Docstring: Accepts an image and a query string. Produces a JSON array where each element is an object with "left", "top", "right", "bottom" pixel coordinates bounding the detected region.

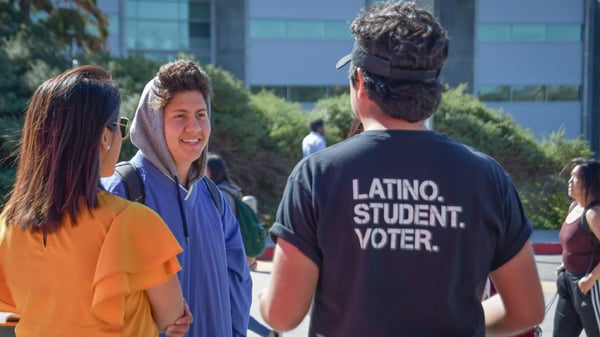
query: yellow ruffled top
[{"left": 0, "top": 191, "right": 182, "bottom": 337}]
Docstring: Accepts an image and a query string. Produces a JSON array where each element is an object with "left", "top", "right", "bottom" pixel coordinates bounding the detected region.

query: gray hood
[{"left": 130, "top": 78, "right": 207, "bottom": 186}]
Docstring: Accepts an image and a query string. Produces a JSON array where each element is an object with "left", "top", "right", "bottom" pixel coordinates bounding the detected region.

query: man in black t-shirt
[{"left": 258, "top": 2, "right": 545, "bottom": 337}]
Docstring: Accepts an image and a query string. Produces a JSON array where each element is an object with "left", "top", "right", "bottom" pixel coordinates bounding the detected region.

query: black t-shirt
[{"left": 270, "top": 130, "right": 532, "bottom": 337}]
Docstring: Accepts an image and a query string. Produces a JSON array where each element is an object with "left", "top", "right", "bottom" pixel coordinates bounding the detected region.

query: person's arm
[
  {"left": 163, "top": 301, "right": 193, "bottom": 337},
  {"left": 145, "top": 275, "right": 185, "bottom": 332},
  {"left": 259, "top": 238, "right": 319, "bottom": 331},
  {"left": 578, "top": 207, "right": 600, "bottom": 294},
  {"left": 483, "top": 241, "right": 545, "bottom": 336}
]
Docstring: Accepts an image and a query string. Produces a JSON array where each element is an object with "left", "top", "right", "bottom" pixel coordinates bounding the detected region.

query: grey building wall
[
  {"left": 215, "top": 0, "right": 247, "bottom": 82},
  {"left": 474, "top": 0, "right": 583, "bottom": 138},
  {"left": 246, "top": 0, "right": 452, "bottom": 87},
  {"left": 247, "top": 0, "right": 364, "bottom": 87},
  {"left": 433, "top": 0, "right": 475, "bottom": 91}
]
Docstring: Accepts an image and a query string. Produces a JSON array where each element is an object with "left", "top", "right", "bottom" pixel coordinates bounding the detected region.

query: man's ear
[{"left": 355, "top": 68, "right": 367, "bottom": 98}]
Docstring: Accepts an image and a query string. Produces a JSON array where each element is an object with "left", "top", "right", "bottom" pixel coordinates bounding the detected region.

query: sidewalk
[{"left": 531, "top": 230, "right": 561, "bottom": 255}]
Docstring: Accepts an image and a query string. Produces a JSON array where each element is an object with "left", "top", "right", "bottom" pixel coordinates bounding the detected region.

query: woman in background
[
  {"left": 0, "top": 65, "right": 190, "bottom": 337},
  {"left": 554, "top": 157, "right": 600, "bottom": 337}
]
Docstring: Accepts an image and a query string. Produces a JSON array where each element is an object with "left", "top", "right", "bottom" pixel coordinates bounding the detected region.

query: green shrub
[
  {"left": 311, "top": 93, "right": 353, "bottom": 143},
  {"left": 434, "top": 85, "right": 591, "bottom": 229}
]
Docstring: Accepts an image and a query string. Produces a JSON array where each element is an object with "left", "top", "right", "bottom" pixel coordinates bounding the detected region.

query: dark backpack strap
[
  {"left": 581, "top": 200, "right": 600, "bottom": 245},
  {"left": 203, "top": 177, "right": 223, "bottom": 214},
  {"left": 114, "top": 161, "right": 145, "bottom": 203},
  {"left": 580, "top": 200, "right": 600, "bottom": 273}
]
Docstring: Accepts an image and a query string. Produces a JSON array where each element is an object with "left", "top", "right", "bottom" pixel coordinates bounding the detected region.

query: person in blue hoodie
[{"left": 102, "top": 59, "right": 252, "bottom": 337}]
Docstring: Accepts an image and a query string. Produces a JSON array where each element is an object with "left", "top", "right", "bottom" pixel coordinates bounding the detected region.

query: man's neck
[
  {"left": 355, "top": 99, "right": 429, "bottom": 131},
  {"left": 362, "top": 117, "right": 428, "bottom": 131}
]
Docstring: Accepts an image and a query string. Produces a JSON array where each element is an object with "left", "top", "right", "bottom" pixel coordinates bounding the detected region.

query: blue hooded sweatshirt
[{"left": 102, "top": 78, "right": 252, "bottom": 337}]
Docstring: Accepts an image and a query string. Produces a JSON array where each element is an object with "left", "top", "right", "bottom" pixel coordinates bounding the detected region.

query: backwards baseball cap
[{"left": 336, "top": 41, "right": 440, "bottom": 82}]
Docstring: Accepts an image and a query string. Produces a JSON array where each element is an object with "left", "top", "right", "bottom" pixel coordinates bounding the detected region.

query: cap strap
[{"left": 338, "top": 41, "right": 440, "bottom": 82}]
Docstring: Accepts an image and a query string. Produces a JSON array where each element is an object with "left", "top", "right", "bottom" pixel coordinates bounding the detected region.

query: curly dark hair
[
  {"left": 153, "top": 59, "right": 213, "bottom": 113},
  {"left": 348, "top": 1, "right": 449, "bottom": 122}
]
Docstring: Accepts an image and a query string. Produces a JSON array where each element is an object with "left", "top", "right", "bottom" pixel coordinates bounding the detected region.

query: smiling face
[{"left": 163, "top": 90, "right": 210, "bottom": 181}]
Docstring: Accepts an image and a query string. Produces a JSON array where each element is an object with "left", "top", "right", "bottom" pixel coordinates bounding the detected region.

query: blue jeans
[{"left": 248, "top": 315, "right": 272, "bottom": 337}]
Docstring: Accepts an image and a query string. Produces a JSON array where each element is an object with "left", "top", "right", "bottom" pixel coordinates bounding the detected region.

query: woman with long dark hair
[
  {"left": 554, "top": 157, "right": 600, "bottom": 337},
  {"left": 0, "top": 65, "right": 189, "bottom": 336},
  {"left": 554, "top": 158, "right": 600, "bottom": 337}
]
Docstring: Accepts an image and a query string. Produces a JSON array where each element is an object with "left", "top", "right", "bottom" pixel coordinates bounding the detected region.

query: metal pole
[{"left": 582, "top": 0, "right": 600, "bottom": 157}]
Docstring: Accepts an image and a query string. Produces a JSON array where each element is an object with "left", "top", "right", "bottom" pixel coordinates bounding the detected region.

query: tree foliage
[
  {"left": 13, "top": 0, "right": 109, "bottom": 53},
  {"left": 311, "top": 93, "right": 354, "bottom": 142}
]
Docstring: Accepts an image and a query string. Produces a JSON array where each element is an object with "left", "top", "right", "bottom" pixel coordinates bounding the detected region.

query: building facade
[
  {"left": 435, "top": 0, "right": 599, "bottom": 152},
  {"left": 98, "top": 0, "right": 599, "bottom": 151}
]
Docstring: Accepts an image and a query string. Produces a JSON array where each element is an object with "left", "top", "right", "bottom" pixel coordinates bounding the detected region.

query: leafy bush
[
  {"left": 250, "top": 90, "right": 308, "bottom": 158},
  {"left": 0, "top": 116, "right": 22, "bottom": 206},
  {"left": 311, "top": 93, "right": 353, "bottom": 143},
  {"left": 434, "top": 85, "right": 592, "bottom": 229}
]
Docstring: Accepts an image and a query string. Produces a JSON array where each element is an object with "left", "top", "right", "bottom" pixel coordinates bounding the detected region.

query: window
[
  {"left": 288, "top": 21, "right": 325, "bottom": 39},
  {"left": 511, "top": 85, "right": 545, "bottom": 102},
  {"left": 124, "top": 0, "right": 212, "bottom": 57},
  {"left": 512, "top": 24, "right": 545, "bottom": 41},
  {"left": 129, "top": 2, "right": 182, "bottom": 19},
  {"left": 325, "top": 21, "right": 351, "bottom": 40},
  {"left": 189, "top": 22, "right": 210, "bottom": 38},
  {"left": 547, "top": 24, "right": 581, "bottom": 42},
  {"left": 478, "top": 23, "right": 581, "bottom": 42},
  {"left": 126, "top": 20, "right": 182, "bottom": 49},
  {"left": 250, "top": 19, "right": 351, "bottom": 40},
  {"left": 547, "top": 85, "right": 580, "bottom": 101},
  {"left": 478, "top": 85, "right": 510, "bottom": 102},
  {"left": 478, "top": 84, "right": 580, "bottom": 102},
  {"left": 107, "top": 14, "right": 120, "bottom": 35},
  {"left": 290, "top": 86, "right": 327, "bottom": 102},
  {"left": 478, "top": 24, "right": 510, "bottom": 42},
  {"left": 250, "top": 19, "right": 286, "bottom": 39},
  {"left": 251, "top": 85, "right": 349, "bottom": 102},
  {"left": 189, "top": 3, "right": 210, "bottom": 20}
]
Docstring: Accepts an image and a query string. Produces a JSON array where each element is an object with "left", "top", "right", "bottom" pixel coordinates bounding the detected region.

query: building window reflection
[
  {"left": 250, "top": 85, "right": 350, "bottom": 103},
  {"left": 478, "top": 84, "right": 580, "bottom": 102},
  {"left": 124, "top": 0, "right": 211, "bottom": 57}
]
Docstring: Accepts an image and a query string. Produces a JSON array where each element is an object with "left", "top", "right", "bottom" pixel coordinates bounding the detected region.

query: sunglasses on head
[{"left": 107, "top": 116, "right": 129, "bottom": 140}]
